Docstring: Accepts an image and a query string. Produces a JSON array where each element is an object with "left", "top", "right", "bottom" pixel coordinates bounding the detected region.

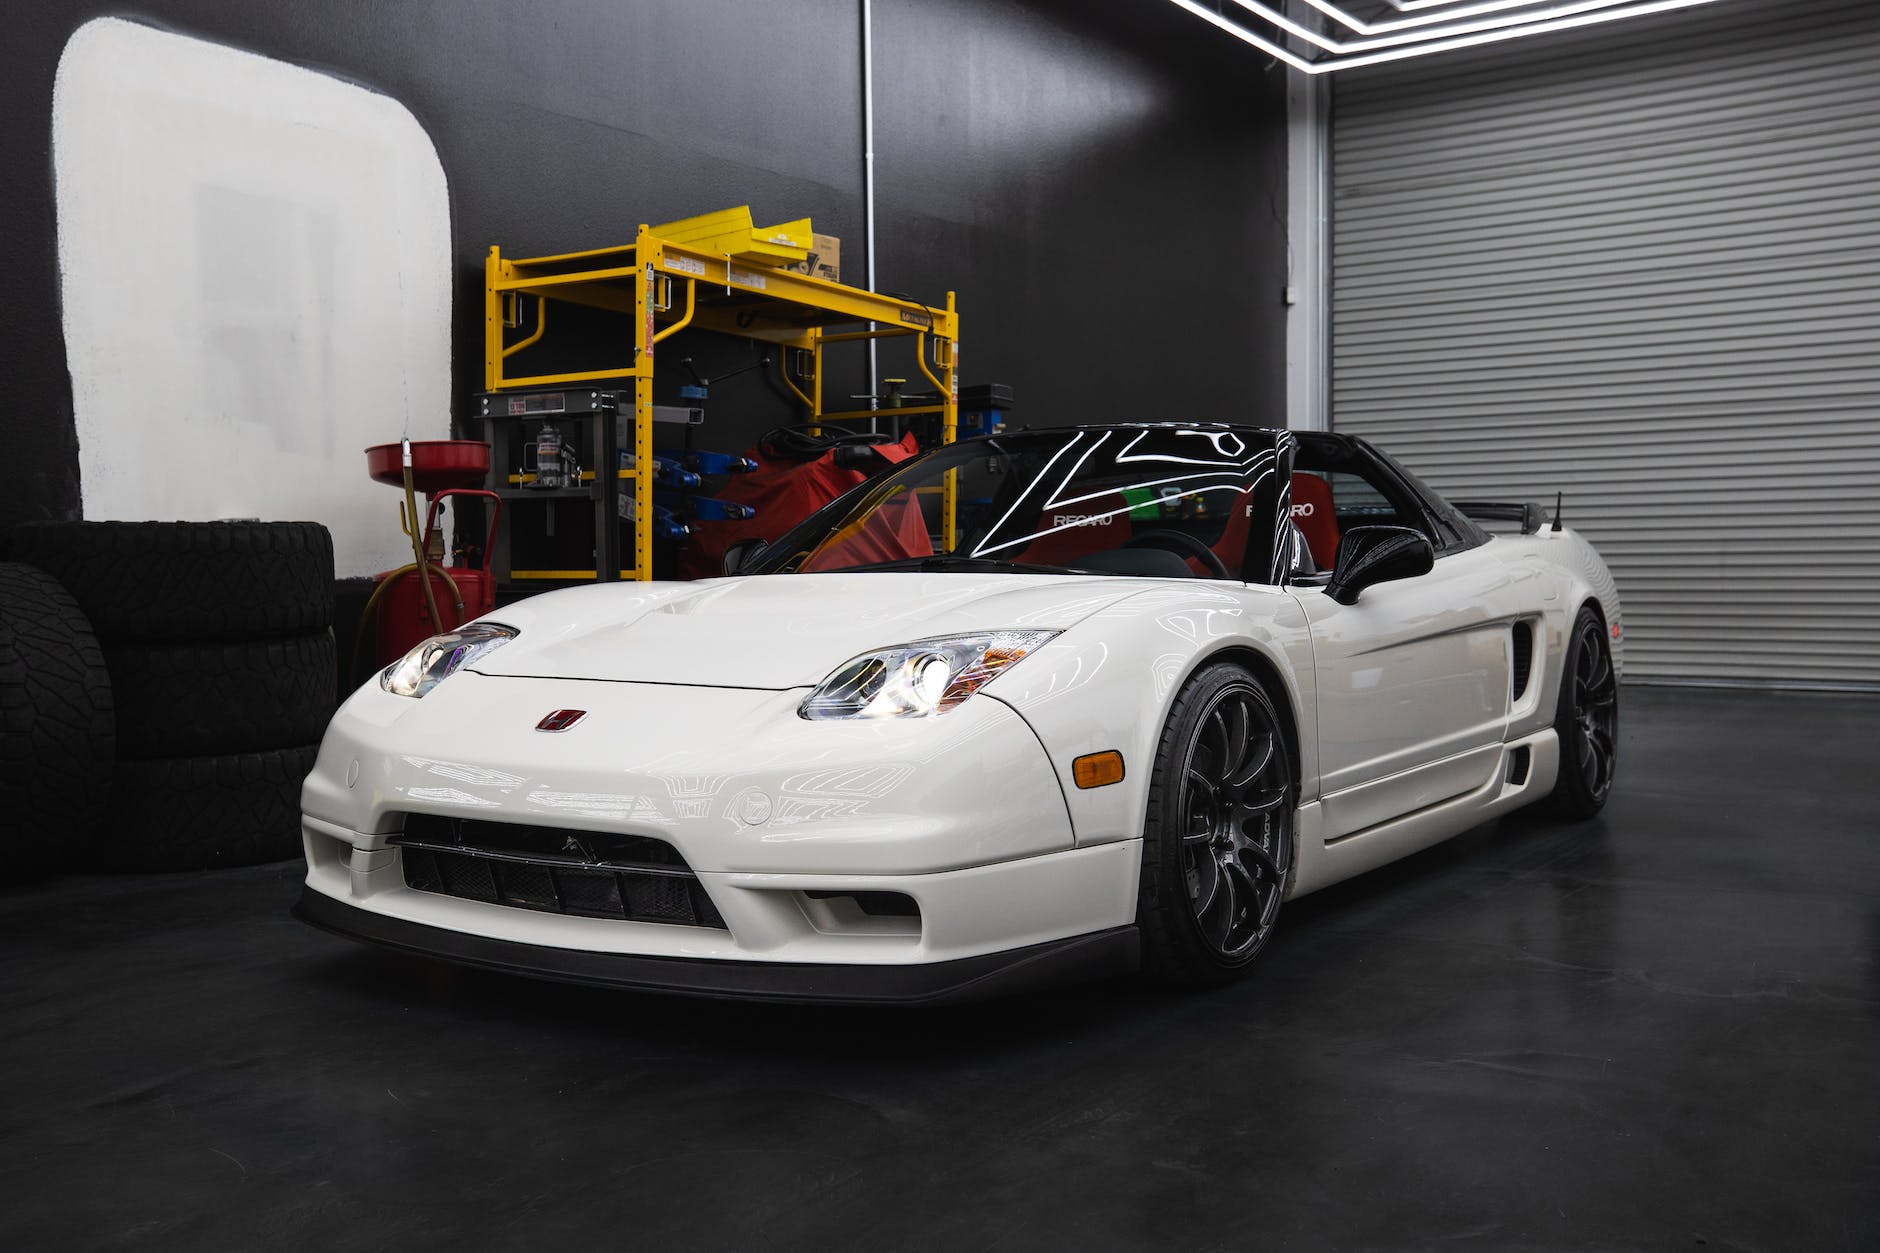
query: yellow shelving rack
[{"left": 482, "top": 212, "right": 959, "bottom": 583}]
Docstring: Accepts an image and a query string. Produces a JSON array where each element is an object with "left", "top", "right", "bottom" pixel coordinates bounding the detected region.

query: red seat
[
  {"left": 1017, "top": 494, "right": 1132, "bottom": 566},
  {"left": 1189, "top": 486, "right": 1255, "bottom": 578},
  {"left": 1290, "top": 473, "right": 1340, "bottom": 569}
]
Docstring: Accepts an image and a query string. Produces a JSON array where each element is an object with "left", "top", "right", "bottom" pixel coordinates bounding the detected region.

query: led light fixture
[
  {"left": 1283, "top": 0, "right": 1657, "bottom": 46},
  {"left": 1164, "top": 0, "right": 1732, "bottom": 74}
]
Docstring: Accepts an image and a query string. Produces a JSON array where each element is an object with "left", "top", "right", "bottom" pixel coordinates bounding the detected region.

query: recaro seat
[
  {"left": 1289, "top": 472, "right": 1340, "bottom": 570},
  {"left": 1016, "top": 493, "right": 1133, "bottom": 566}
]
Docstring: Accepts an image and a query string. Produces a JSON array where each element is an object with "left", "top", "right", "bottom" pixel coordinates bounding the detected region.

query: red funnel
[{"left": 365, "top": 440, "right": 491, "bottom": 494}]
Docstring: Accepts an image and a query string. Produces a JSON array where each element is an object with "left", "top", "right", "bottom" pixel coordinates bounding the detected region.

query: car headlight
[
  {"left": 799, "top": 630, "right": 1059, "bottom": 720},
  {"left": 380, "top": 622, "right": 519, "bottom": 698}
]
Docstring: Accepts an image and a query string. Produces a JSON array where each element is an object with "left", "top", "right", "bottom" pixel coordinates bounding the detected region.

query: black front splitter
[{"left": 293, "top": 887, "right": 1139, "bottom": 1006}]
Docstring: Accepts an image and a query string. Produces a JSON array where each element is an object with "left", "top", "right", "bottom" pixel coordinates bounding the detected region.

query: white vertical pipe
[
  {"left": 1284, "top": 67, "right": 1330, "bottom": 431},
  {"left": 862, "top": 0, "right": 880, "bottom": 422}
]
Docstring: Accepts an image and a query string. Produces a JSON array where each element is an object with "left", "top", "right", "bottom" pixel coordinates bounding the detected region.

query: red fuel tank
[
  {"left": 368, "top": 487, "right": 502, "bottom": 668},
  {"left": 373, "top": 564, "right": 497, "bottom": 666}
]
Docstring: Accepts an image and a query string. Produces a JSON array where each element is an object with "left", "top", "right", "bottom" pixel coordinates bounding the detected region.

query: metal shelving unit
[{"left": 482, "top": 216, "right": 960, "bottom": 584}]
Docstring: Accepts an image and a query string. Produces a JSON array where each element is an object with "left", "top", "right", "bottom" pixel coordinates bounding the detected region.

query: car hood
[{"left": 468, "top": 572, "right": 1147, "bottom": 688}]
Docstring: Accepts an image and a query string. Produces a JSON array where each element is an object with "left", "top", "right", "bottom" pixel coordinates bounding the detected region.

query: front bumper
[
  {"left": 301, "top": 826, "right": 1141, "bottom": 970},
  {"left": 299, "top": 673, "right": 1143, "bottom": 996},
  {"left": 295, "top": 887, "right": 1139, "bottom": 1005}
]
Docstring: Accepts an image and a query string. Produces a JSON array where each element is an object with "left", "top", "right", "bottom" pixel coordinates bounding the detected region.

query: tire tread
[
  {"left": 0, "top": 563, "right": 115, "bottom": 873},
  {"left": 6, "top": 521, "right": 334, "bottom": 643},
  {"left": 107, "top": 632, "right": 337, "bottom": 758},
  {"left": 96, "top": 744, "right": 318, "bottom": 872}
]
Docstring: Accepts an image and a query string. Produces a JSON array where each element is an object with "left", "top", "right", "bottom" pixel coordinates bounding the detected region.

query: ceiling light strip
[
  {"left": 1298, "top": 0, "right": 1629, "bottom": 37},
  {"left": 1318, "top": 0, "right": 1731, "bottom": 71},
  {"left": 1165, "top": 0, "right": 1731, "bottom": 73},
  {"left": 1237, "top": 0, "right": 1651, "bottom": 54},
  {"left": 1163, "top": 0, "right": 1321, "bottom": 72}
]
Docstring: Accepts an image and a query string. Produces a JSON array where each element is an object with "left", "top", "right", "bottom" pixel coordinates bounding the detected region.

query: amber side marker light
[{"left": 1073, "top": 751, "right": 1125, "bottom": 789}]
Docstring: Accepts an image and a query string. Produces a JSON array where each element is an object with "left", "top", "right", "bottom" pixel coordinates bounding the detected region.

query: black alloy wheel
[
  {"left": 1548, "top": 606, "right": 1619, "bottom": 819},
  {"left": 1139, "top": 663, "right": 1296, "bottom": 985}
]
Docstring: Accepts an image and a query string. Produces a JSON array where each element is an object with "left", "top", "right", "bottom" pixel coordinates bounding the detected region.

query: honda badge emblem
[{"left": 536, "top": 709, "right": 587, "bottom": 732}]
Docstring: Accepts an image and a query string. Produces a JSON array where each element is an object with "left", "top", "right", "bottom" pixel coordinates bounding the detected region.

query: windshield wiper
[{"left": 833, "top": 555, "right": 1084, "bottom": 575}]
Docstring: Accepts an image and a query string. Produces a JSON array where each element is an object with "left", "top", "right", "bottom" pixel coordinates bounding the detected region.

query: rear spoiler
[{"left": 1452, "top": 500, "right": 1551, "bottom": 535}]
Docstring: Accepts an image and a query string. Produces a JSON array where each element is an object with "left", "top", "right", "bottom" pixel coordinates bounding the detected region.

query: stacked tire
[
  {"left": 0, "top": 563, "right": 115, "bottom": 877},
  {"left": 7, "top": 522, "right": 336, "bottom": 872}
]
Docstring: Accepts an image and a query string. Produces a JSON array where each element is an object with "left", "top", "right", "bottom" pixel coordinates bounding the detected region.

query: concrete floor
[{"left": 1, "top": 688, "right": 1874, "bottom": 1251}]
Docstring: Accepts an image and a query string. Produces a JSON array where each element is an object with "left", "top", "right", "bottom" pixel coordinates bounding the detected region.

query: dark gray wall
[{"left": 0, "top": 0, "right": 1288, "bottom": 527}]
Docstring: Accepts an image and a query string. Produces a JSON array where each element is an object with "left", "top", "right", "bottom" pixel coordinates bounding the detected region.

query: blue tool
[
  {"left": 653, "top": 457, "right": 701, "bottom": 489},
  {"left": 660, "top": 448, "right": 759, "bottom": 476},
  {"left": 617, "top": 449, "right": 705, "bottom": 489},
  {"left": 658, "top": 492, "right": 756, "bottom": 522},
  {"left": 650, "top": 505, "right": 689, "bottom": 541}
]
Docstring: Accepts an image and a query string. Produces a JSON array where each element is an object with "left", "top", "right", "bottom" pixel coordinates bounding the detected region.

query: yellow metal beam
[
  {"left": 508, "top": 284, "right": 639, "bottom": 317},
  {"left": 496, "top": 366, "right": 640, "bottom": 388},
  {"left": 776, "top": 353, "right": 816, "bottom": 415},
  {"left": 631, "top": 231, "right": 656, "bottom": 582},
  {"left": 492, "top": 263, "right": 641, "bottom": 291},
  {"left": 508, "top": 242, "right": 639, "bottom": 267},
  {"left": 816, "top": 404, "right": 947, "bottom": 423},
  {"left": 484, "top": 247, "right": 505, "bottom": 391},
  {"left": 650, "top": 279, "right": 695, "bottom": 345},
  {"left": 819, "top": 328, "right": 924, "bottom": 344},
  {"left": 500, "top": 295, "right": 547, "bottom": 358},
  {"left": 646, "top": 241, "right": 957, "bottom": 335}
]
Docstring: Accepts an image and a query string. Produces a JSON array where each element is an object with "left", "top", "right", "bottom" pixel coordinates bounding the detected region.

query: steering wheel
[{"left": 1125, "top": 529, "right": 1232, "bottom": 580}]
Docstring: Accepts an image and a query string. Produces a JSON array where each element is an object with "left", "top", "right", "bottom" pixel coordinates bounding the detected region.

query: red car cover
[
  {"left": 678, "top": 432, "right": 922, "bottom": 580},
  {"left": 799, "top": 487, "right": 933, "bottom": 571}
]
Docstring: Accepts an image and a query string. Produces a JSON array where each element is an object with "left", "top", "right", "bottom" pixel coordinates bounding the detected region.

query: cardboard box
[{"left": 785, "top": 233, "right": 840, "bottom": 283}]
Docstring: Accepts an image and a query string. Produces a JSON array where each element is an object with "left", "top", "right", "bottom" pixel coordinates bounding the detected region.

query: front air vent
[
  {"left": 1511, "top": 620, "right": 1534, "bottom": 702},
  {"left": 805, "top": 890, "right": 920, "bottom": 918},
  {"left": 390, "top": 813, "right": 725, "bottom": 929}
]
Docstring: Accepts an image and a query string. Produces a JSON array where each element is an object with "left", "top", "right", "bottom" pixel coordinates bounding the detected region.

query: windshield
[{"left": 758, "top": 426, "right": 1291, "bottom": 582}]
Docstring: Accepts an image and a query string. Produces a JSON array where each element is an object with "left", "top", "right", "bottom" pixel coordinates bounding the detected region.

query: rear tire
[
  {"left": 1137, "top": 663, "right": 1297, "bottom": 987},
  {"left": 0, "top": 563, "right": 115, "bottom": 875},
  {"left": 1547, "top": 605, "right": 1619, "bottom": 819}
]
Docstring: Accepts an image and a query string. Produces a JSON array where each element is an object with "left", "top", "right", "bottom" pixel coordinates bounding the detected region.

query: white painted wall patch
[{"left": 52, "top": 18, "right": 452, "bottom": 577}]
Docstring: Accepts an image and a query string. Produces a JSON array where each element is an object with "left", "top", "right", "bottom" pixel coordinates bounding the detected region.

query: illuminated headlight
[
  {"left": 380, "top": 623, "right": 519, "bottom": 698},
  {"left": 799, "top": 631, "right": 1059, "bottom": 720}
]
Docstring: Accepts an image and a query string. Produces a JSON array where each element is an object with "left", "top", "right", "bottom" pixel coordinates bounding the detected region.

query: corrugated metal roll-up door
[{"left": 1330, "top": 0, "right": 1880, "bottom": 689}]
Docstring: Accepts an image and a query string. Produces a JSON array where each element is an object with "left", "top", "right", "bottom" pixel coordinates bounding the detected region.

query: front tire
[
  {"left": 1547, "top": 605, "right": 1619, "bottom": 819},
  {"left": 1137, "top": 663, "right": 1297, "bottom": 987}
]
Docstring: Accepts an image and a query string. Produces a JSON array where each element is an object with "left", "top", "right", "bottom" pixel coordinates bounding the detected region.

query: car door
[{"left": 1290, "top": 447, "right": 1515, "bottom": 841}]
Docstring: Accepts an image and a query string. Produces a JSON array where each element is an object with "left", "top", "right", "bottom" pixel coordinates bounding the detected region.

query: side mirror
[
  {"left": 722, "top": 538, "right": 768, "bottom": 576},
  {"left": 1324, "top": 526, "right": 1433, "bottom": 605}
]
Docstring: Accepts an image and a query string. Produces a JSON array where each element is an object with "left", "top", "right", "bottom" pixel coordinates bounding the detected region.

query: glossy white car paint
[{"left": 302, "top": 522, "right": 1619, "bottom": 978}]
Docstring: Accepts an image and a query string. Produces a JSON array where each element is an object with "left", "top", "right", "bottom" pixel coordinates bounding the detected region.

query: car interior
[
  {"left": 791, "top": 432, "right": 1454, "bottom": 583},
  {"left": 979, "top": 438, "right": 1439, "bottom": 583}
]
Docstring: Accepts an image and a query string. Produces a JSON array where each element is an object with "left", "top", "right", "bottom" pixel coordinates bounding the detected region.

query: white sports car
[{"left": 297, "top": 423, "right": 1621, "bottom": 1003}]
